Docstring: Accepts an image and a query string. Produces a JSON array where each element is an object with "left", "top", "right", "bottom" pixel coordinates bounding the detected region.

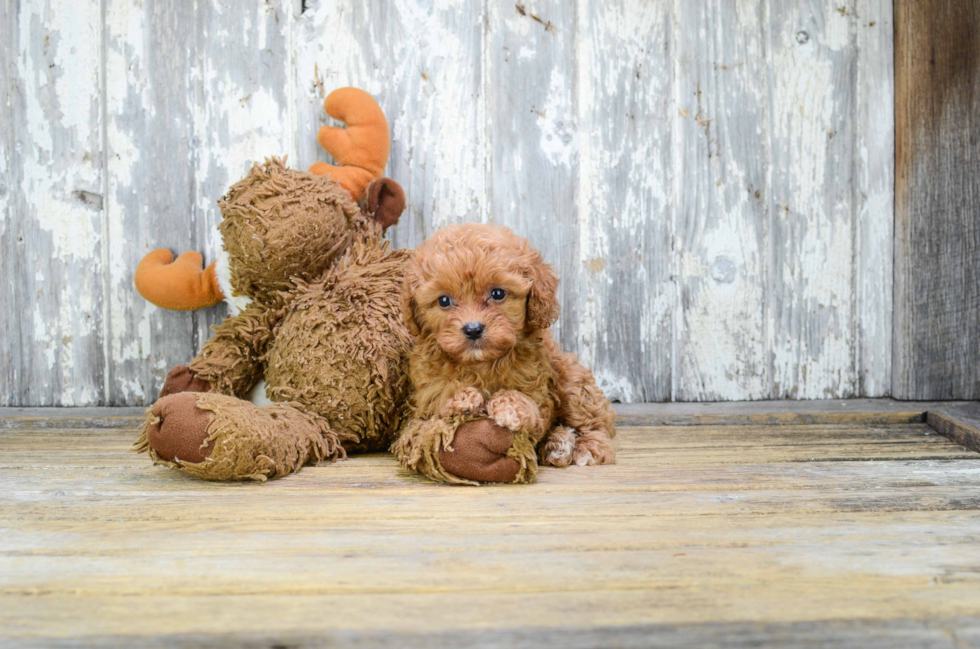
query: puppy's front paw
[
  {"left": 486, "top": 390, "right": 543, "bottom": 434},
  {"left": 572, "top": 433, "right": 616, "bottom": 466},
  {"left": 439, "top": 387, "right": 486, "bottom": 419},
  {"left": 539, "top": 426, "right": 575, "bottom": 467}
]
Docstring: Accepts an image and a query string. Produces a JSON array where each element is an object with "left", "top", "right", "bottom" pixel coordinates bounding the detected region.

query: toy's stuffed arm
[
  {"left": 186, "top": 304, "right": 277, "bottom": 398},
  {"left": 308, "top": 87, "right": 390, "bottom": 203}
]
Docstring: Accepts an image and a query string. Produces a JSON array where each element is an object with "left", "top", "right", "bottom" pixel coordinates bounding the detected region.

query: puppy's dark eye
[
  {"left": 437, "top": 296, "right": 452, "bottom": 308},
  {"left": 490, "top": 288, "right": 507, "bottom": 301}
]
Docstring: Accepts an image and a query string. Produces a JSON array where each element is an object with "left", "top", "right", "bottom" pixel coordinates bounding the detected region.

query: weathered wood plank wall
[
  {"left": 3, "top": 0, "right": 107, "bottom": 406},
  {"left": 2, "top": 0, "right": 895, "bottom": 406},
  {"left": 894, "top": 0, "right": 980, "bottom": 400},
  {"left": 103, "top": 0, "right": 293, "bottom": 405}
]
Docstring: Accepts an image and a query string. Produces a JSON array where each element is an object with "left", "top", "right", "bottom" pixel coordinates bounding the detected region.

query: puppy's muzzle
[{"left": 462, "top": 322, "right": 486, "bottom": 340}]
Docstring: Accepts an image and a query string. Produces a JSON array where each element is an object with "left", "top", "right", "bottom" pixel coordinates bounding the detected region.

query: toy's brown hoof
[
  {"left": 439, "top": 420, "right": 521, "bottom": 483},
  {"left": 145, "top": 393, "right": 215, "bottom": 463},
  {"left": 159, "top": 365, "right": 211, "bottom": 399}
]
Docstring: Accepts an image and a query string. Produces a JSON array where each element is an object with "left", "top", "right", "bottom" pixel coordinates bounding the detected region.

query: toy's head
[
  {"left": 214, "top": 158, "right": 404, "bottom": 306},
  {"left": 134, "top": 88, "right": 405, "bottom": 311},
  {"left": 401, "top": 224, "right": 560, "bottom": 364}
]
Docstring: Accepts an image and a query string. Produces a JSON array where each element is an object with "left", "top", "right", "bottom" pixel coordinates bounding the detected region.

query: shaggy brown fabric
[
  {"left": 263, "top": 241, "right": 414, "bottom": 453},
  {"left": 391, "top": 417, "right": 467, "bottom": 484},
  {"left": 391, "top": 417, "right": 536, "bottom": 485},
  {"left": 134, "top": 392, "right": 349, "bottom": 482},
  {"left": 188, "top": 303, "right": 278, "bottom": 398},
  {"left": 438, "top": 419, "right": 521, "bottom": 483},
  {"left": 218, "top": 158, "right": 360, "bottom": 305},
  {"left": 136, "top": 157, "right": 413, "bottom": 481},
  {"left": 159, "top": 365, "right": 212, "bottom": 398},
  {"left": 143, "top": 392, "right": 215, "bottom": 463}
]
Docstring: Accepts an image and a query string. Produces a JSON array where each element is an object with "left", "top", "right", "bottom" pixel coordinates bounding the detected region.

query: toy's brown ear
[
  {"left": 400, "top": 258, "right": 422, "bottom": 336},
  {"left": 366, "top": 177, "right": 406, "bottom": 230},
  {"left": 524, "top": 250, "right": 560, "bottom": 331}
]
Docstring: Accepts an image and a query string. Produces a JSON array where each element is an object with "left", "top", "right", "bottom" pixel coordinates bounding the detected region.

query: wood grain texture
[
  {"left": 1, "top": 412, "right": 979, "bottom": 645},
  {"left": 103, "top": 0, "right": 293, "bottom": 406},
  {"left": 188, "top": 1, "right": 295, "bottom": 357},
  {"left": 2, "top": 0, "right": 107, "bottom": 406},
  {"left": 1, "top": 0, "right": 17, "bottom": 405},
  {"left": 854, "top": 0, "right": 894, "bottom": 396},
  {"left": 927, "top": 402, "right": 980, "bottom": 454},
  {"left": 103, "top": 0, "right": 200, "bottom": 406},
  {"left": 2, "top": 1, "right": 899, "bottom": 405},
  {"left": 894, "top": 0, "right": 980, "bottom": 400},
  {"left": 292, "top": 0, "right": 489, "bottom": 250},
  {"left": 6, "top": 619, "right": 979, "bottom": 649},
  {"left": 4, "top": 398, "right": 975, "bottom": 430},
  {"left": 487, "top": 2, "right": 577, "bottom": 351},
  {"left": 575, "top": 0, "right": 673, "bottom": 402},
  {"left": 673, "top": 0, "right": 769, "bottom": 401},
  {"left": 768, "top": 1, "right": 858, "bottom": 399}
]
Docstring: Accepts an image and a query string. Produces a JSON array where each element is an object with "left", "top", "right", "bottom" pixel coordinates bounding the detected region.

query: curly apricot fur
[{"left": 402, "top": 224, "right": 617, "bottom": 476}]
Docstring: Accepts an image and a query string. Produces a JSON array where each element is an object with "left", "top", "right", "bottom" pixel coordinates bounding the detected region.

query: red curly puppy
[{"left": 400, "top": 223, "right": 616, "bottom": 479}]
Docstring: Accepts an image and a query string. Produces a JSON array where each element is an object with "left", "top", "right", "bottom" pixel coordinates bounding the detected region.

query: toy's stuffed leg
[
  {"left": 134, "top": 392, "right": 352, "bottom": 481},
  {"left": 392, "top": 417, "right": 538, "bottom": 486}
]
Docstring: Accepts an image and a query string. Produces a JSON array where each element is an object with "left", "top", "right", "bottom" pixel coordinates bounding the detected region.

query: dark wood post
[{"left": 894, "top": 0, "right": 980, "bottom": 399}]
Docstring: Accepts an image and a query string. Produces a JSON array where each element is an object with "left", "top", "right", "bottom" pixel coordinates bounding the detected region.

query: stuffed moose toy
[{"left": 133, "top": 88, "right": 534, "bottom": 484}]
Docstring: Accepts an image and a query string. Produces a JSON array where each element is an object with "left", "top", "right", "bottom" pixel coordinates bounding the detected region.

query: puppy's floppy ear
[
  {"left": 400, "top": 255, "right": 423, "bottom": 336},
  {"left": 366, "top": 177, "right": 406, "bottom": 230},
  {"left": 523, "top": 248, "right": 560, "bottom": 331}
]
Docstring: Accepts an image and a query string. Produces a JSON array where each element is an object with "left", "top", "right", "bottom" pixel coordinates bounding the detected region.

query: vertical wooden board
[
  {"left": 104, "top": 0, "right": 292, "bottom": 405},
  {"left": 1, "top": 0, "right": 18, "bottom": 404},
  {"left": 853, "top": 0, "right": 893, "bottom": 397},
  {"left": 486, "top": 2, "right": 578, "bottom": 360},
  {"left": 104, "top": 0, "right": 203, "bottom": 405},
  {"left": 573, "top": 1, "right": 672, "bottom": 402},
  {"left": 2, "top": 0, "right": 106, "bottom": 406},
  {"left": 187, "top": 1, "right": 294, "bottom": 356},
  {"left": 894, "top": 0, "right": 980, "bottom": 400},
  {"left": 292, "top": 0, "right": 488, "bottom": 252},
  {"left": 672, "top": 0, "right": 769, "bottom": 401},
  {"left": 766, "top": 0, "right": 858, "bottom": 399}
]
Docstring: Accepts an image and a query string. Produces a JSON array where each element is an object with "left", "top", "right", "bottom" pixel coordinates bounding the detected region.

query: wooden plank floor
[{"left": 3, "top": 406, "right": 980, "bottom": 647}]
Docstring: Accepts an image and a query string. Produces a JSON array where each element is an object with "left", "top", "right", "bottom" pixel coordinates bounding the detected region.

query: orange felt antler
[
  {"left": 308, "top": 87, "right": 390, "bottom": 202},
  {"left": 134, "top": 249, "right": 224, "bottom": 311}
]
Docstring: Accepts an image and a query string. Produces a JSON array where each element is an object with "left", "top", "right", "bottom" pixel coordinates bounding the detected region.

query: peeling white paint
[
  {"left": 573, "top": 0, "right": 674, "bottom": 401},
  {"left": 5, "top": 0, "right": 896, "bottom": 405},
  {"left": 294, "top": 0, "right": 492, "bottom": 242},
  {"left": 29, "top": 186, "right": 101, "bottom": 260},
  {"left": 574, "top": 0, "right": 599, "bottom": 371},
  {"left": 768, "top": 3, "right": 859, "bottom": 399},
  {"left": 7, "top": 0, "right": 105, "bottom": 405},
  {"left": 104, "top": 0, "right": 152, "bottom": 403},
  {"left": 853, "top": 0, "right": 894, "bottom": 396},
  {"left": 594, "top": 370, "right": 635, "bottom": 404},
  {"left": 536, "top": 69, "right": 577, "bottom": 168},
  {"left": 0, "top": 134, "right": 8, "bottom": 226}
]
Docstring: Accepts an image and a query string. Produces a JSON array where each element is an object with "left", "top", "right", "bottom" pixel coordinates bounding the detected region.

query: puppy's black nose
[{"left": 462, "top": 322, "right": 485, "bottom": 340}]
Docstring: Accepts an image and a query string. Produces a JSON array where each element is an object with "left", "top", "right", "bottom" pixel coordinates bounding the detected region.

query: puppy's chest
[{"left": 443, "top": 352, "right": 557, "bottom": 401}]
